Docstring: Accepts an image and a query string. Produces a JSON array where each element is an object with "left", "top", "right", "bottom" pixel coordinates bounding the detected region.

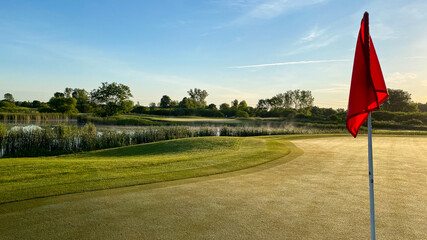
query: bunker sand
[{"left": 0, "top": 136, "right": 426, "bottom": 239}]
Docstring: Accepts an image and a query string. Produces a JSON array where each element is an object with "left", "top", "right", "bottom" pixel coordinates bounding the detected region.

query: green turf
[
  {"left": 139, "top": 115, "right": 239, "bottom": 123},
  {"left": 0, "top": 136, "right": 291, "bottom": 204},
  {"left": 0, "top": 136, "right": 425, "bottom": 239}
]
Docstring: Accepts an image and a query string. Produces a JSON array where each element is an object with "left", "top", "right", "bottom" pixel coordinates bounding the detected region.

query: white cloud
[
  {"left": 400, "top": 2, "right": 427, "bottom": 20},
  {"left": 371, "top": 22, "right": 397, "bottom": 40},
  {"left": 312, "top": 83, "right": 348, "bottom": 93},
  {"left": 231, "top": 0, "right": 327, "bottom": 24},
  {"left": 229, "top": 59, "right": 349, "bottom": 69},
  {"left": 385, "top": 72, "right": 417, "bottom": 85},
  {"left": 300, "top": 26, "right": 325, "bottom": 42},
  {"left": 284, "top": 26, "right": 338, "bottom": 56},
  {"left": 405, "top": 56, "right": 427, "bottom": 59}
]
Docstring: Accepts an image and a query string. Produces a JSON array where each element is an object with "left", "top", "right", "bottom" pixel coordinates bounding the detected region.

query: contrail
[{"left": 228, "top": 59, "right": 350, "bottom": 69}]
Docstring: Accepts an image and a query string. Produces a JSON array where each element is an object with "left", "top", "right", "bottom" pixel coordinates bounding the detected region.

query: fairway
[
  {"left": 0, "top": 137, "right": 291, "bottom": 204},
  {"left": 0, "top": 136, "right": 426, "bottom": 239}
]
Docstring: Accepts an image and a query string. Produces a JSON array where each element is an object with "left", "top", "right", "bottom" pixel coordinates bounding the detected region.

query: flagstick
[{"left": 368, "top": 112, "right": 376, "bottom": 240}]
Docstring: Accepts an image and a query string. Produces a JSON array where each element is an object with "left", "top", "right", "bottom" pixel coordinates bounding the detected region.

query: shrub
[
  {"left": 329, "top": 114, "right": 341, "bottom": 122},
  {"left": 235, "top": 110, "right": 249, "bottom": 118},
  {"left": 0, "top": 123, "right": 6, "bottom": 148},
  {"left": 372, "top": 111, "right": 395, "bottom": 121},
  {"left": 405, "top": 119, "right": 423, "bottom": 125}
]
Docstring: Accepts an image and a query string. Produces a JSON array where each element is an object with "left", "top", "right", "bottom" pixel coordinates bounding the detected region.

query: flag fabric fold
[{"left": 346, "top": 12, "right": 388, "bottom": 137}]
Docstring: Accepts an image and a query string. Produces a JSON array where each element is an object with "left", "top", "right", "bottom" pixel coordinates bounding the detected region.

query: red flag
[{"left": 346, "top": 12, "right": 388, "bottom": 137}]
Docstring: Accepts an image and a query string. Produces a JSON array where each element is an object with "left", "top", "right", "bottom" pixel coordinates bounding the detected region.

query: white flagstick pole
[{"left": 368, "top": 112, "right": 376, "bottom": 239}]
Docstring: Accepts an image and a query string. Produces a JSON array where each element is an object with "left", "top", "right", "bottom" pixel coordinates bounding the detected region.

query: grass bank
[{"left": 0, "top": 136, "right": 292, "bottom": 204}]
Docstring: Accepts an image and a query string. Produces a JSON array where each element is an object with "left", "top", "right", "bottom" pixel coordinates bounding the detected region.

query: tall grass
[
  {"left": 0, "top": 124, "right": 217, "bottom": 158},
  {"left": 0, "top": 112, "right": 77, "bottom": 124},
  {"left": 219, "top": 126, "right": 337, "bottom": 136},
  {"left": 0, "top": 123, "right": 343, "bottom": 158},
  {"left": 0, "top": 123, "right": 6, "bottom": 150}
]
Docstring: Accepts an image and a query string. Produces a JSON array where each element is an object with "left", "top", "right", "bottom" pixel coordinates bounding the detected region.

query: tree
[
  {"left": 293, "top": 90, "right": 301, "bottom": 109},
  {"left": 64, "top": 88, "right": 73, "bottom": 98},
  {"left": 149, "top": 102, "right": 156, "bottom": 111},
  {"left": 220, "top": 103, "right": 230, "bottom": 111},
  {"left": 179, "top": 97, "right": 199, "bottom": 109},
  {"left": 72, "top": 88, "right": 92, "bottom": 113},
  {"left": 16, "top": 101, "right": 32, "bottom": 108},
  {"left": 3, "top": 93, "right": 14, "bottom": 102},
  {"left": 38, "top": 103, "right": 53, "bottom": 113},
  {"left": 0, "top": 100, "right": 15, "bottom": 109},
  {"left": 231, "top": 99, "right": 239, "bottom": 110},
  {"left": 207, "top": 103, "right": 217, "bottom": 110},
  {"left": 268, "top": 96, "right": 282, "bottom": 109},
  {"left": 419, "top": 103, "right": 427, "bottom": 112},
  {"left": 238, "top": 100, "right": 249, "bottom": 112},
  {"left": 54, "top": 92, "right": 65, "bottom": 98},
  {"left": 90, "top": 82, "right": 133, "bottom": 116},
  {"left": 257, "top": 99, "right": 270, "bottom": 111},
  {"left": 32, "top": 100, "right": 42, "bottom": 108},
  {"left": 283, "top": 91, "right": 294, "bottom": 109},
  {"left": 382, "top": 89, "right": 417, "bottom": 112},
  {"left": 299, "top": 90, "right": 314, "bottom": 109},
  {"left": 48, "top": 97, "right": 78, "bottom": 113},
  {"left": 236, "top": 110, "right": 249, "bottom": 118},
  {"left": 179, "top": 97, "right": 189, "bottom": 109},
  {"left": 170, "top": 100, "right": 179, "bottom": 108},
  {"left": 187, "top": 88, "right": 208, "bottom": 107},
  {"left": 120, "top": 100, "right": 134, "bottom": 113},
  {"left": 160, "top": 95, "right": 172, "bottom": 108},
  {"left": 267, "top": 90, "right": 314, "bottom": 110}
]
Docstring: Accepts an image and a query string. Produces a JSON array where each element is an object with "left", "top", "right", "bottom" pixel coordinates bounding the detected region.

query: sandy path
[{"left": 0, "top": 136, "right": 426, "bottom": 240}]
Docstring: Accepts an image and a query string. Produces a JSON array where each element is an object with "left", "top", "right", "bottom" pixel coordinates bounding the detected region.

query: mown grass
[
  {"left": 1, "top": 135, "right": 425, "bottom": 240},
  {"left": 0, "top": 136, "right": 291, "bottom": 204},
  {"left": 146, "top": 116, "right": 237, "bottom": 122},
  {"left": 77, "top": 114, "right": 160, "bottom": 126}
]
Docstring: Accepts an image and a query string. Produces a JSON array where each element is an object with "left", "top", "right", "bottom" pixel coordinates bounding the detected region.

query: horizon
[{"left": 1, "top": 0, "right": 427, "bottom": 108}]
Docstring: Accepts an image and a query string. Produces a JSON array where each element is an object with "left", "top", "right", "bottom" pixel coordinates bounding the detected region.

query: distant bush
[
  {"left": 0, "top": 100, "right": 16, "bottom": 109},
  {"left": 295, "top": 113, "right": 309, "bottom": 119},
  {"left": 394, "top": 112, "right": 427, "bottom": 124},
  {"left": 372, "top": 111, "right": 427, "bottom": 125},
  {"left": 372, "top": 111, "right": 395, "bottom": 121},
  {"left": 372, "top": 120, "right": 427, "bottom": 130},
  {"left": 404, "top": 119, "right": 423, "bottom": 125},
  {"left": 257, "top": 108, "right": 297, "bottom": 118},
  {"left": 419, "top": 103, "right": 427, "bottom": 112},
  {"left": 132, "top": 106, "right": 150, "bottom": 114},
  {"left": 132, "top": 107, "right": 225, "bottom": 118},
  {"left": 236, "top": 110, "right": 249, "bottom": 118},
  {"left": 329, "top": 114, "right": 341, "bottom": 122}
]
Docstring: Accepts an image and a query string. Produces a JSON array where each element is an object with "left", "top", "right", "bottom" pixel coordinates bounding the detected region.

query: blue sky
[{"left": 1, "top": 0, "right": 426, "bottom": 108}]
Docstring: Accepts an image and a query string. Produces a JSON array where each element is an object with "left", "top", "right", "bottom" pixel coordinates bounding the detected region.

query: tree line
[{"left": 1, "top": 82, "right": 426, "bottom": 118}]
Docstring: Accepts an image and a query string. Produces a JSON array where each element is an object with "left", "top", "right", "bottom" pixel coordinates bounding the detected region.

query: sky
[{"left": 1, "top": 0, "right": 426, "bottom": 108}]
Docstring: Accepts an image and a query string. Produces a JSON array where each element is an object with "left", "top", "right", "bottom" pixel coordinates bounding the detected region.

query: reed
[
  {"left": 1, "top": 124, "right": 339, "bottom": 158},
  {"left": 1, "top": 125, "right": 217, "bottom": 158},
  {"left": 0, "top": 112, "right": 77, "bottom": 124},
  {"left": 218, "top": 126, "right": 332, "bottom": 136},
  {"left": 0, "top": 123, "right": 6, "bottom": 148}
]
